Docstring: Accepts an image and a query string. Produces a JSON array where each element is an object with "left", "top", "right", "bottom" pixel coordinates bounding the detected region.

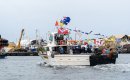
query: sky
[{"left": 0, "top": 0, "right": 130, "bottom": 42}]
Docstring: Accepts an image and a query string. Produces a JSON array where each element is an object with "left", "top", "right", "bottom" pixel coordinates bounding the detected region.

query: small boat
[
  {"left": 0, "top": 35, "right": 8, "bottom": 59},
  {"left": 39, "top": 32, "right": 118, "bottom": 66}
]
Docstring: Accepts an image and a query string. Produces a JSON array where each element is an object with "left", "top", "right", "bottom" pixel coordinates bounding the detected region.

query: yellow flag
[{"left": 59, "top": 22, "right": 64, "bottom": 27}]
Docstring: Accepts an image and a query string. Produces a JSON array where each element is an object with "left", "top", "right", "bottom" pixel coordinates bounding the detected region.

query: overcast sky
[{"left": 0, "top": 0, "right": 130, "bottom": 42}]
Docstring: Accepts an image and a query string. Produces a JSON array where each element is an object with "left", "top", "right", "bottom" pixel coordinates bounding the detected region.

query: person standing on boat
[
  {"left": 87, "top": 45, "right": 92, "bottom": 53},
  {"left": 102, "top": 48, "right": 106, "bottom": 54},
  {"left": 105, "top": 48, "right": 110, "bottom": 54},
  {"left": 59, "top": 46, "right": 64, "bottom": 54},
  {"left": 108, "top": 48, "right": 114, "bottom": 59}
]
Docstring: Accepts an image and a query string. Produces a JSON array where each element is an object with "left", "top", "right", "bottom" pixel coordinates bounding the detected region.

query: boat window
[
  {"left": 72, "top": 45, "right": 81, "bottom": 54},
  {"left": 52, "top": 47, "right": 55, "bottom": 51},
  {"left": 45, "top": 47, "right": 49, "bottom": 51},
  {"left": 49, "top": 34, "right": 53, "bottom": 42},
  {"left": 55, "top": 34, "right": 64, "bottom": 41},
  {"left": 55, "top": 34, "right": 65, "bottom": 45},
  {"left": 52, "top": 47, "right": 58, "bottom": 51}
]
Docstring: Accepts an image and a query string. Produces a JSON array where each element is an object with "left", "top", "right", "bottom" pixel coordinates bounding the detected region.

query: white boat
[{"left": 39, "top": 32, "right": 117, "bottom": 66}]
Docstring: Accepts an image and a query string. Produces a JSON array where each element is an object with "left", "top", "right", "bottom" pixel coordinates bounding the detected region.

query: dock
[{"left": 6, "top": 52, "right": 38, "bottom": 56}]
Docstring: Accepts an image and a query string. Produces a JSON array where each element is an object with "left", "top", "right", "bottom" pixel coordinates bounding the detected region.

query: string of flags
[
  {"left": 55, "top": 17, "right": 107, "bottom": 37},
  {"left": 65, "top": 27, "right": 106, "bottom": 37},
  {"left": 67, "top": 28, "right": 93, "bottom": 35}
]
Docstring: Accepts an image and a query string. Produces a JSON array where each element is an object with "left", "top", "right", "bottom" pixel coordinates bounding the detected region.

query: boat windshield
[
  {"left": 45, "top": 47, "right": 49, "bottom": 51},
  {"left": 54, "top": 34, "right": 65, "bottom": 45},
  {"left": 49, "top": 34, "right": 53, "bottom": 42}
]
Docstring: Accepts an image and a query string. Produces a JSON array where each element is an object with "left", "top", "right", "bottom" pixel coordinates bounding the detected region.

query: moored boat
[{"left": 0, "top": 35, "right": 8, "bottom": 59}]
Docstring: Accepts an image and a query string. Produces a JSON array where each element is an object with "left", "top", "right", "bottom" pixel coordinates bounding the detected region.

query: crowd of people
[
  {"left": 54, "top": 34, "right": 116, "bottom": 59},
  {"left": 57, "top": 44, "right": 116, "bottom": 60}
]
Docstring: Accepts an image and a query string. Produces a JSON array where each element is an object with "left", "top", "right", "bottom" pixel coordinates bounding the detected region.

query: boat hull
[
  {"left": 90, "top": 54, "right": 117, "bottom": 66},
  {"left": 49, "top": 55, "right": 90, "bottom": 66},
  {"left": 0, "top": 53, "right": 7, "bottom": 59},
  {"left": 40, "top": 53, "right": 117, "bottom": 66}
]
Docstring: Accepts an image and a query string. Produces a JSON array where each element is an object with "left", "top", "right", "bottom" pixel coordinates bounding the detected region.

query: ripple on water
[
  {"left": 94, "top": 64, "right": 130, "bottom": 72},
  {"left": 36, "top": 62, "right": 90, "bottom": 69}
]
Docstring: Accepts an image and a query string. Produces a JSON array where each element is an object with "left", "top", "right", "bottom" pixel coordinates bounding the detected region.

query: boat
[
  {"left": 39, "top": 17, "right": 118, "bottom": 66},
  {"left": 0, "top": 35, "right": 8, "bottom": 59},
  {"left": 39, "top": 32, "right": 118, "bottom": 66},
  {"left": 5, "top": 29, "right": 39, "bottom": 56}
]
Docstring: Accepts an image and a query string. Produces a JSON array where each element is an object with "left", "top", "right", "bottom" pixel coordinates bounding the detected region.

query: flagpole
[
  {"left": 75, "top": 27, "right": 76, "bottom": 41},
  {"left": 46, "top": 33, "right": 47, "bottom": 42},
  {"left": 35, "top": 29, "right": 38, "bottom": 48}
]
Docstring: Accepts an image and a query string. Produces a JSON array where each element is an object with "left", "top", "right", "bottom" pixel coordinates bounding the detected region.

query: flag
[
  {"left": 58, "top": 28, "right": 69, "bottom": 35},
  {"left": 94, "top": 39, "right": 96, "bottom": 44},
  {"left": 59, "top": 22, "right": 64, "bottom": 27},
  {"left": 85, "top": 32, "right": 89, "bottom": 35},
  {"left": 55, "top": 21, "right": 59, "bottom": 26},
  {"left": 82, "top": 32, "right": 84, "bottom": 34},
  {"left": 94, "top": 33, "right": 101, "bottom": 35},
  {"left": 89, "top": 31, "right": 93, "bottom": 34}
]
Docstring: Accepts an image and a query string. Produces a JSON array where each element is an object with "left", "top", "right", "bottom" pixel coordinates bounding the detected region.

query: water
[{"left": 0, "top": 54, "right": 130, "bottom": 80}]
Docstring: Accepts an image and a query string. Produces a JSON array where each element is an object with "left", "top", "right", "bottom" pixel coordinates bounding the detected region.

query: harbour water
[{"left": 0, "top": 54, "right": 130, "bottom": 80}]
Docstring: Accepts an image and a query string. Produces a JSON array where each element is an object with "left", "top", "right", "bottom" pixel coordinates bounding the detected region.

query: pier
[{"left": 6, "top": 52, "right": 38, "bottom": 56}]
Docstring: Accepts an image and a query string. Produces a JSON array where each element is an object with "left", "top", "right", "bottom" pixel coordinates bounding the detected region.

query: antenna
[
  {"left": 35, "top": 29, "right": 38, "bottom": 47},
  {"left": 75, "top": 27, "right": 76, "bottom": 41}
]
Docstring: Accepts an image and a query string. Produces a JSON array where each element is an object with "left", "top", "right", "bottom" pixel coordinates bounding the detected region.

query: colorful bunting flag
[
  {"left": 55, "top": 17, "right": 107, "bottom": 38},
  {"left": 58, "top": 28, "right": 69, "bottom": 35},
  {"left": 55, "top": 21, "right": 59, "bottom": 26}
]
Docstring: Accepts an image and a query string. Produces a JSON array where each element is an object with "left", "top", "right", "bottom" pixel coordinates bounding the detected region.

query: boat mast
[
  {"left": 75, "top": 27, "right": 76, "bottom": 41},
  {"left": 35, "top": 29, "right": 39, "bottom": 48}
]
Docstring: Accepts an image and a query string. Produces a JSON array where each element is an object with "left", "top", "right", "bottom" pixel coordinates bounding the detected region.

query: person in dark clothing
[
  {"left": 81, "top": 47, "right": 85, "bottom": 53},
  {"left": 87, "top": 45, "right": 92, "bottom": 53},
  {"left": 108, "top": 48, "right": 114, "bottom": 59},
  {"left": 94, "top": 48, "right": 99, "bottom": 55},
  {"left": 59, "top": 47, "right": 64, "bottom": 54}
]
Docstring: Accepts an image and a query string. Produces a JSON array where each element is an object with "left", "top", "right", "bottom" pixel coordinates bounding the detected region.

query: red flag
[
  {"left": 58, "top": 28, "right": 69, "bottom": 35},
  {"left": 55, "top": 21, "right": 59, "bottom": 26},
  {"left": 94, "top": 39, "right": 96, "bottom": 44}
]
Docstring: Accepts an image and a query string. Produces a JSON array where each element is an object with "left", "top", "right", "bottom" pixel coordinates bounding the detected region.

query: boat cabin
[{"left": 46, "top": 32, "right": 93, "bottom": 55}]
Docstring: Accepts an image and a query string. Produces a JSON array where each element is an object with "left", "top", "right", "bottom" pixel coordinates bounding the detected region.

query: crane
[
  {"left": 17, "top": 29, "right": 24, "bottom": 49},
  {"left": 8, "top": 29, "right": 27, "bottom": 52}
]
